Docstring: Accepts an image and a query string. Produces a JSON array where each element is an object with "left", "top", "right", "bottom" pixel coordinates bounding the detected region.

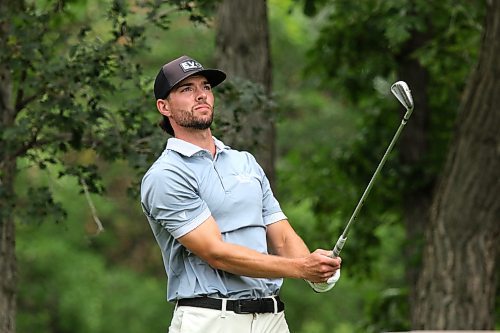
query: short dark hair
[{"left": 158, "top": 115, "right": 174, "bottom": 136}]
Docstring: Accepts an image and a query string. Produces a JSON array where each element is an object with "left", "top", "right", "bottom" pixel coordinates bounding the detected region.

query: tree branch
[
  {"left": 15, "top": 94, "right": 39, "bottom": 113},
  {"left": 81, "top": 178, "right": 104, "bottom": 235},
  {"left": 13, "top": 132, "right": 71, "bottom": 159}
]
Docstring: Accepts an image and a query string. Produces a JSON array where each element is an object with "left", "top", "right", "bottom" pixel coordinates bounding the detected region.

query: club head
[{"left": 391, "top": 81, "right": 414, "bottom": 112}]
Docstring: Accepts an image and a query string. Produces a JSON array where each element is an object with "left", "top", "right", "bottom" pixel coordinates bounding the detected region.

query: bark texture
[
  {"left": 397, "top": 35, "right": 433, "bottom": 325},
  {"left": 0, "top": 17, "right": 17, "bottom": 333},
  {"left": 1, "top": 1, "right": 23, "bottom": 331},
  {"left": 413, "top": 0, "right": 500, "bottom": 329}
]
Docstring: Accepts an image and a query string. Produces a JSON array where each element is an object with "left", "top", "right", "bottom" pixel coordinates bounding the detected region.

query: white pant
[{"left": 169, "top": 305, "right": 290, "bottom": 333}]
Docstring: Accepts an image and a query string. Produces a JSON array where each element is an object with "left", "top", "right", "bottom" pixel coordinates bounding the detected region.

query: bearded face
[{"left": 164, "top": 75, "right": 215, "bottom": 132}]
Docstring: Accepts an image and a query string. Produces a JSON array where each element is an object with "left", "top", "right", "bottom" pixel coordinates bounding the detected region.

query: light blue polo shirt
[{"left": 140, "top": 137, "right": 287, "bottom": 302}]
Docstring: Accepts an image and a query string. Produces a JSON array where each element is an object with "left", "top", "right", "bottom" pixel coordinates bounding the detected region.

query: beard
[{"left": 170, "top": 104, "right": 214, "bottom": 130}]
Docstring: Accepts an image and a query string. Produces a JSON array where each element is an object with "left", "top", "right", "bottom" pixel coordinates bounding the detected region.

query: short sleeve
[
  {"left": 244, "top": 152, "right": 287, "bottom": 225},
  {"left": 141, "top": 166, "right": 211, "bottom": 239}
]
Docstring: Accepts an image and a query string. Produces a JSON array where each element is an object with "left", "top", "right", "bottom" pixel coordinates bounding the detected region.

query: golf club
[
  {"left": 309, "top": 81, "right": 414, "bottom": 291},
  {"left": 331, "top": 81, "right": 414, "bottom": 258}
]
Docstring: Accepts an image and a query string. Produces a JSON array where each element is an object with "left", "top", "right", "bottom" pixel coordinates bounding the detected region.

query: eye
[
  {"left": 180, "top": 86, "right": 193, "bottom": 92},
  {"left": 204, "top": 84, "right": 212, "bottom": 91}
]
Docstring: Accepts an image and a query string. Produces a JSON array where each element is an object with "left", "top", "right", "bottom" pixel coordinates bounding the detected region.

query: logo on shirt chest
[{"left": 235, "top": 174, "right": 253, "bottom": 183}]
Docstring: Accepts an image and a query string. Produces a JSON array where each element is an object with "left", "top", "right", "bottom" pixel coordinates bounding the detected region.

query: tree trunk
[
  {"left": 396, "top": 33, "right": 433, "bottom": 327},
  {"left": 0, "top": 35, "right": 17, "bottom": 333},
  {"left": 0, "top": 1, "right": 19, "bottom": 331},
  {"left": 215, "top": 0, "right": 275, "bottom": 187},
  {"left": 413, "top": 0, "right": 500, "bottom": 329},
  {"left": 0, "top": 162, "right": 16, "bottom": 333},
  {"left": 399, "top": 63, "right": 433, "bottom": 327}
]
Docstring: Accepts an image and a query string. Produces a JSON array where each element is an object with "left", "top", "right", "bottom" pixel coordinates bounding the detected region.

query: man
[{"left": 141, "top": 55, "right": 341, "bottom": 333}]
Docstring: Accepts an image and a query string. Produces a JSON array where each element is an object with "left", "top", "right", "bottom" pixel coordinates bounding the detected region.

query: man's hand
[
  {"left": 307, "top": 269, "right": 341, "bottom": 293},
  {"left": 303, "top": 250, "right": 341, "bottom": 293},
  {"left": 301, "top": 249, "right": 341, "bottom": 282}
]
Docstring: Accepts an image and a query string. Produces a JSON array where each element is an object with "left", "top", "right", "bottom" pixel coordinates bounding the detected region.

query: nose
[{"left": 195, "top": 87, "right": 207, "bottom": 101}]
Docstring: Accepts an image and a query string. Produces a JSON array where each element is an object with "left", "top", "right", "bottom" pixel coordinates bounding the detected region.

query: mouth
[{"left": 194, "top": 104, "right": 212, "bottom": 112}]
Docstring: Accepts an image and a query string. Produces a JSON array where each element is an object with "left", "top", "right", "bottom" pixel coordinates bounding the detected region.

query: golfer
[{"left": 140, "top": 55, "right": 341, "bottom": 333}]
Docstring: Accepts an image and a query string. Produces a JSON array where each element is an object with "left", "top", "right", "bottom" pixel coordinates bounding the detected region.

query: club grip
[{"left": 332, "top": 235, "right": 347, "bottom": 258}]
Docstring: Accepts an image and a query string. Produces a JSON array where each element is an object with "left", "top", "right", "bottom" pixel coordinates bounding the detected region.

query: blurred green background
[{"left": 2, "top": 0, "right": 497, "bottom": 332}]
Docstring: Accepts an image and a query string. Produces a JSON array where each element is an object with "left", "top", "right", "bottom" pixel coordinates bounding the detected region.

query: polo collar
[{"left": 166, "top": 137, "right": 230, "bottom": 157}]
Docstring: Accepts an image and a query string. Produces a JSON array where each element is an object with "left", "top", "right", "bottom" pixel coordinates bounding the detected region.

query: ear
[{"left": 156, "top": 99, "right": 171, "bottom": 117}]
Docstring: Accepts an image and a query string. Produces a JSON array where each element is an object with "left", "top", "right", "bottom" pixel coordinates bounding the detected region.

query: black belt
[{"left": 177, "top": 296, "right": 285, "bottom": 314}]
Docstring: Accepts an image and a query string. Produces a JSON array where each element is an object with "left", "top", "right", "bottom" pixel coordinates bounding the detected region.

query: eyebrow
[{"left": 175, "top": 79, "right": 210, "bottom": 91}]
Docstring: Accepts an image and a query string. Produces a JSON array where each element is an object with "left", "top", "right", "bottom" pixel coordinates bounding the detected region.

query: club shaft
[{"left": 332, "top": 115, "right": 409, "bottom": 257}]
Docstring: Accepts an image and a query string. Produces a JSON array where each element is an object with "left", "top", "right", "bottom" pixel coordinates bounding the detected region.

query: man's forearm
[
  {"left": 266, "top": 220, "right": 311, "bottom": 258},
  {"left": 205, "top": 241, "right": 306, "bottom": 279}
]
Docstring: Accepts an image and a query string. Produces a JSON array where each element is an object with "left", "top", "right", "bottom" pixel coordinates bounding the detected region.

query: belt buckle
[{"left": 233, "top": 300, "right": 251, "bottom": 314}]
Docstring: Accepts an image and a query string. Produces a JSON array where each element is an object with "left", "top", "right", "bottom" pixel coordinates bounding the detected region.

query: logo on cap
[{"left": 180, "top": 60, "right": 203, "bottom": 72}]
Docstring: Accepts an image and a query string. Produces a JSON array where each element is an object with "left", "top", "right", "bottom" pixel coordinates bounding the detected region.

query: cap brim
[
  {"left": 154, "top": 67, "right": 226, "bottom": 100},
  {"left": 197, "top": 69, "right": 226, "bottom": 89}
]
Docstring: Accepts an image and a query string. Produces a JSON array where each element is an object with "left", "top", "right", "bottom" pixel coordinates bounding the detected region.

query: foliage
[
  {"left": 277, "top": 0, "right": 485, "bottom": 330},
  {"left": 1, "top": 0, "right": 141, "bottom": 222},
  {"left": 16, "top": 222, "right": 172, "bottom": 333},
  {"left": 214, "top": 77, "right": 277, "bottom": 152},
  {"left": 277, "top": 0, "right": 483, "bottom": 280},
  {"left": 303, "top": 0, "right": 483, "bottom": 189},
  {"left": 13, "top": 137, "right": 177, "bottom": 331},
  {"left": 288, "top": 0, "right": 484, "bottom": 234}
]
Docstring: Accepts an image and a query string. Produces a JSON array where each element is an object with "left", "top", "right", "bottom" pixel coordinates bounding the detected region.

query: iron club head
[{"left": 391, "top": 81, "right": 414, "bottom": 112}]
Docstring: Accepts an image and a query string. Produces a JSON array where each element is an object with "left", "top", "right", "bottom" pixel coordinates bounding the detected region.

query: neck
[{"left": 175, "top": 129, "right": 216, "bottom": 156}]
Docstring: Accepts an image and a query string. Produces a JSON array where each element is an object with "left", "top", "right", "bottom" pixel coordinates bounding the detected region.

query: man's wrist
[{"left": 290, "top": 256, "right": 307, "bottom": 279}]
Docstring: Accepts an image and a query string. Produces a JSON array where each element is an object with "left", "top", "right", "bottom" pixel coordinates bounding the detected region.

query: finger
[
  {"left": 314, "top": 249, "right": 333, "bottom": 257},
  {"left": 327, "top": 269, "right": 341, "bottom": 284}
]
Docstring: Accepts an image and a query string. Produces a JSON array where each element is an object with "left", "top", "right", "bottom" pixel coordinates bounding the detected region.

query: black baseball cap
[{"left": 154, "top": 55, "right": 226, "bottom": 99}]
